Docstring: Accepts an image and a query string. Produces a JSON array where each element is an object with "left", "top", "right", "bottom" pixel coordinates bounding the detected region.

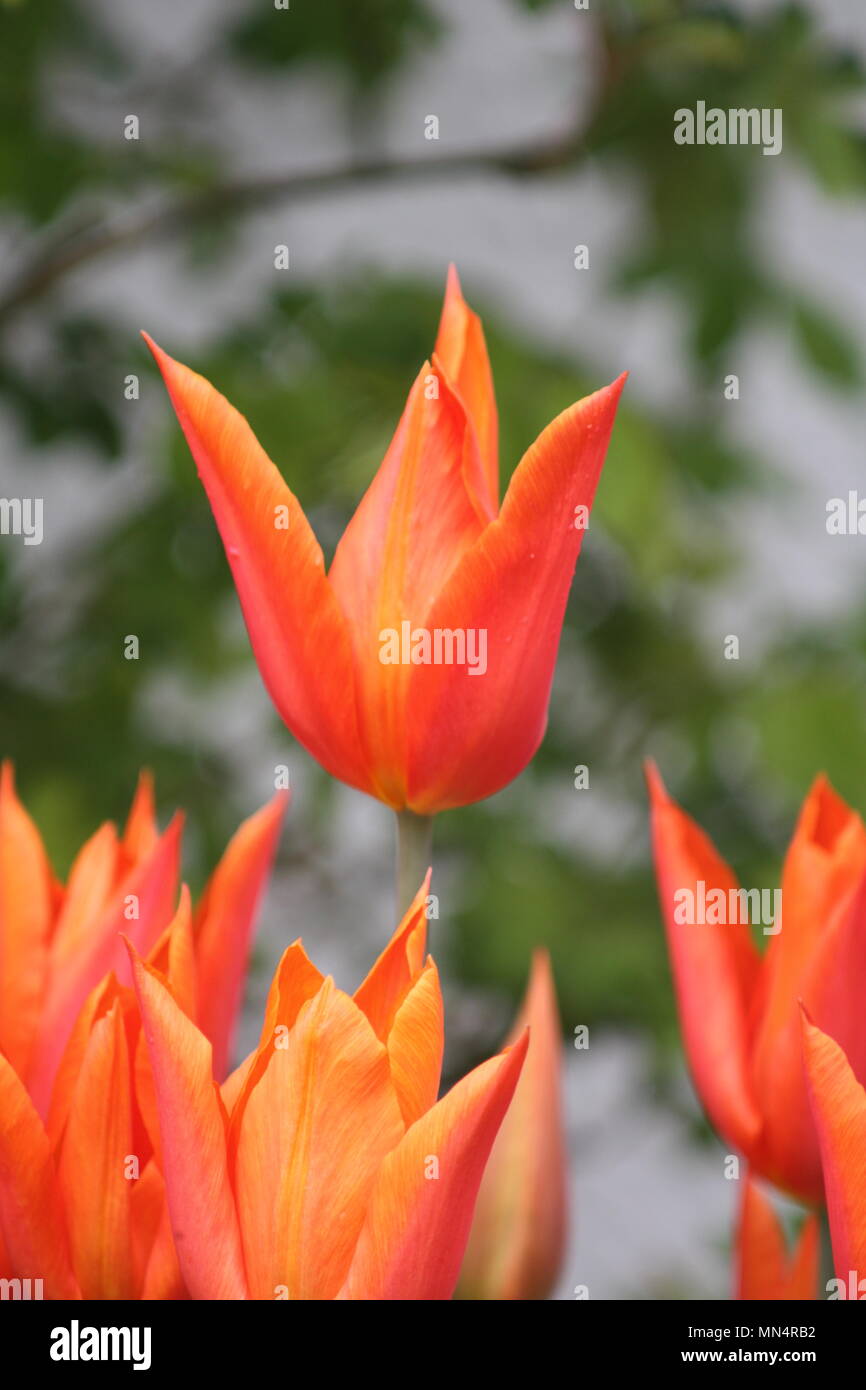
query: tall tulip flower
[
  {"left": 458, "top": 949, "right": 567, "bottom": 1300},
  {"left": 0, "top": 763, "right": 286, "bottom": 1111},
  {"left": 647, "top": 764, "right": 866, "bottom": 1204},
  {"left": 734, "top": 1173, "right": 817, "bottom": 1300},
  {"left": 130, "top": 880, "right": 528, "bottom": 1300},
  {"left": 802, "top": 1014, "right": 866, "bottom": 1294},
  {"left": 143, "top": 270, "right": 624, "bottom": 866}
]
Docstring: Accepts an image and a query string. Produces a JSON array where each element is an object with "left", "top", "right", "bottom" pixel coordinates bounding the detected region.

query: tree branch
[{"left": 0, "top": 130, "right": 587, "bottom": 325}]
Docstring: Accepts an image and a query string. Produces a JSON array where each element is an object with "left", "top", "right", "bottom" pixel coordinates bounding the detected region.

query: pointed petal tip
[
  {"left": 505, "top": 1025, "right": 530, "bottom": 1069},
  {"left": 140, "top": 329, "right": 163, "bottom": 360},
  {"left": 644, "top": 758, "right": 669, "bottom": 807},
  {"left": 592, "top": 370, "right": 628, "bottom": 413},
  {"left": 120, "top": 933, "right": 139, "bottom": 969},
  {"left": 530, "top": 945, "right": 552, "bottom": 974}
]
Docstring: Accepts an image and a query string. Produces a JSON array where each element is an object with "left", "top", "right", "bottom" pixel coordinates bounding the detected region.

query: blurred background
[{"left": 2, "top": 0, "right": 865, "bottom": 1297}]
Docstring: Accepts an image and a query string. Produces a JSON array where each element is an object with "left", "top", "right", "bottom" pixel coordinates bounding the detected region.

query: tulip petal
[
  {"left": 144, "top": 335, "right": 372, "bottom": 797},
  {"left": 749, "top": 780, "right": 866, "bottom": 1198},
  {"left": 753, "top": 777, "right": 866, "bottom": 1055},
  {"left": 129, "top": 946, "right": 249, "bottom": 1300},
  {"left": 148, "top": 884, "right": 197, "bottom": 1020},
  {"left": 132, "top": 1161, "right": 185, "bottom": 1301},
  {"left": 353, "top": 874, "right": 430, "bottom": 1037},
  {"left": 49, "top": 822, "right": 120, "bottom": 973},
  {"left": 129, "top": 1158, "right": 166, "bottom": 1293},
  {"left": 339, "top": 1031, "right": 529, "bottom": 1300},
  {"left": 122, "top": 769, "right": 159, "bottom": 864},
  {"left": 403, "top": 377, "right": 625, "bottom": 812},
  {"left": 0, "top": 762, "right": 55, "bottom": 1077},
  {"left": 221, "top": 1051, "right": 256, "bottom": 1115},
  {"left": 57, "top": 1001, "right": 136, "bottom": 1298},
  {"left": 0, "top": 1051, "right": 80, "bottom": 1298},
  {"left": 193, "top": 791, "right": 287, "bottom": 1077},
  {"left": 225, "top": 939, "right": 325, "bottom": 1152},
  {"left": 735, "top": 1172, "right": 818, "bottom": 1300},
  {"left": 751, "top": 866, "right": 866, "bottom": 1202},
  {"left": 802, "top": 1014, "right": 866, "bottom": 1285},
  {"left": 329, "top": 363, "right": 488, "bottom": 804},
  {"left": 386, "top": 959, "right": 444, "bottom": 1127},
  {"left": 647, "top": 764, "right": 761, "bottom": 1156},
  {"left": 234, "top": 979, "right": 405, "bottom": 1300},
  {"left": 434, "top": 264, "right": 498, "bottom": 514},
  {"left": 141, "top": 1203, "right": 186, "bottom": 1301},
  {"left": 30, "top": 814, "right": 183, "bottom": 1109},
  {"left": 459, "top": 950, "right": 567, "bottom": 1300},
  {"left": 46, "top": 974, "right": 120, "bottom": 1145}
]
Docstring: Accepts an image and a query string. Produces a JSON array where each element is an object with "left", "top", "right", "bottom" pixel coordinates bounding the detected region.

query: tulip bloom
[
  {"left": 0, "top": 764, "right": 286, "bottom": 1111},
  {"left": 130, "top": 880, "right": 528, "bottom": 1300},
  {"left": 735, "top": 1174, "right": 818, "bottom": 1300},
  {"left": 458, "top": 949, "right": 567, "bottom": 1300},
  {"left": 0, "top": 896, "right": 200, "bottom": 1299},
  {"left": 802, "top": 1014, "right": 866, "bottom": 1292},
  {"left": 144, "top": 269, "right": 624, "bottom": 814},
  {"left": 0, "top": 778, "right": 286, "bottom": 1295},
  {"left": 648, "top": 765, "right": 866, "bottom": 1204}
]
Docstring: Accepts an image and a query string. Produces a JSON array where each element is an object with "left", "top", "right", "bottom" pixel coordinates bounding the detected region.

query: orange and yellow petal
[
  {"left": 434, "top": 264, "right": 499, "bottom": 515},
  {"left": 130, "top": 948, "right": 249, "bottom": 1300},
  {"left": 647, "top": 764, "right": 761, "bottom": 1157},
  {"left": 0, "top": 762, "right": 55, "bottom": 1078},
  {"left": 56, "top": 1001, "right": 136, "bottom": 1298},
  {"left": 233, "top": 979, "right": 404, "bottom": 1300},
  {"left": 0, "top": 1051, "right": 80, "bottom": 1299},
  {"left": 339, "top": 1031, "right": 528, "bottom": 1300},
  {"left": 735, "top": 1172, "right": 818, "bottom": 1300},
  {"left": 459, "top": 950, "right": 567, "bottom": 1300},
  {"left": 144, "top": 335, "right": 372, "bottom": 798},
  {"left": 193, "top": 791, "right": 287, "bottom": 1077},
  {"left": 403, "top": 378, "right": 624, "bottom": 813},
  {"left": 802, "top": 1014, "right": 866, "bottom": 1285}
]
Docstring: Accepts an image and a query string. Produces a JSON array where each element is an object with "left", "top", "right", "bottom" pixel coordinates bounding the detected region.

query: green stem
[
  {"left": 395, "top": 810, "right": 435, "bottom": 919},
  {"left": 819, "top": 1208, "right": 834, "bottom": 1299}
]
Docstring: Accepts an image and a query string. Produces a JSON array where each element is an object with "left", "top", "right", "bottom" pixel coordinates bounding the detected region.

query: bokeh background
[{"left": 2, "top": 0, "right": 865, "bottom": 1297}]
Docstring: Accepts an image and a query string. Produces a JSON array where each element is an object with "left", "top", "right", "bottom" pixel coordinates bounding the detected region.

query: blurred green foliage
[{"left": 1, "top": 0, "right": 865, "bottom": 1074}]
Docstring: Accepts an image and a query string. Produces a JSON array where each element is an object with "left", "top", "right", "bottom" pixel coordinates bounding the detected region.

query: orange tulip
[
  {"left": 129, "top": 879, "right": 528, "bottom": 1300},
  {"left": 0, "top": 763, "right": 286, "bottom": 1112},
  {"left": 734, "top": 1173, "right": 818, "bottom": 1300},
  {"left": 0, "top": 896, "right": 200, "bottom": 1299},
  {"left": 144, "top": 268, "right": 625, "bottom": 813},
  {"left": 647, "top": 764, "right": 866, "bottom": 1203},
  {"left": 802, "top": 1013, "right": 866, "bottom": 1294},
  {"left": 458, "top": 949, "right": 567, "bottom": 1300},
  {"left": 0, "top": 778, "right": 287, "bottom": 1295}
]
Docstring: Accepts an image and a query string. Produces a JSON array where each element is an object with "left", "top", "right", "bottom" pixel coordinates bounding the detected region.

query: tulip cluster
[
  {"left": 5, "top": 263, "right": 862, "bottom": 1305},
  {"left": 8, "top": 263, "right": 863, "bottom": 1306},
  {"left": 2, "top": 272, "right": 621, "bottom": 1301},
  {"left": 649, "top": 763, "right": 866, "bottom": 1299}
]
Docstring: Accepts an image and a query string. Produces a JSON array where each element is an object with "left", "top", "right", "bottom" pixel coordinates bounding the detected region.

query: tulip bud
[{"left": 458, "top": 950, "right": 567, "bottom": 1300}]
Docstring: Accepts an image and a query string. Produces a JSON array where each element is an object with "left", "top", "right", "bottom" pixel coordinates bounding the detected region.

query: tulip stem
[
  {"left": 395, "top": 810, "right": 435, "bottom": 918},
  {"left": 819, "top": 1209, "right": 834, "bottom": 1298}
]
